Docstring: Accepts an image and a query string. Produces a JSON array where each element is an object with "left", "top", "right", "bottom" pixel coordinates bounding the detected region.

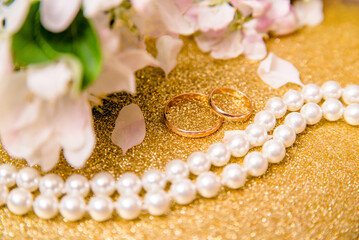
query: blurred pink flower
[
  {"left": 131, "top": 0, "right": 196, "bottom": 37},
  {"left": 294, "top": 0, "right": 324, "bottom": 27},
  {"left": 0, "top": 61, "right": 95, "bottom": 171},
  {"left": 186, "top": 2, "right": 236, "bottom": 33}
]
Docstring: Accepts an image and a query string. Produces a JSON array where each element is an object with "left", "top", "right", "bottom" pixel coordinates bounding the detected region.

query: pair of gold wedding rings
[{"left": 164, "top": 88, "right": 253, "bottom": 138}]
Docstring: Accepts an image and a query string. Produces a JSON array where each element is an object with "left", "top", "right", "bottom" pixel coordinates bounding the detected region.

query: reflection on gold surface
[{"left": 1, "top": 0, "right": 359, "bottom": 239}]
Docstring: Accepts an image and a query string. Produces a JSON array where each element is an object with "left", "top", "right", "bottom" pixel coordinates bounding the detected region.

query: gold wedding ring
[
  {"left": 164, "top": 93, "right": 223, "bottom": 138},
  {"left": 209, "top": 88, "right": 253, "bottom": 121}
]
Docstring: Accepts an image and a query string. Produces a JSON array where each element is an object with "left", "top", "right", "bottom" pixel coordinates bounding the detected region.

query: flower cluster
[{"left": 0, "top": 0, "right": 323, "bottom": 171}]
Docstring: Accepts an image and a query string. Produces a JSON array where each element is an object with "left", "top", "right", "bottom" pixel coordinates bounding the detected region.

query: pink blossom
[
  {"left": 186, "top": 2, "right": 236, "bottom": 34},
  {"left": 131, "top": 0, "right": 196, "bottom": 37},
  {"left": 0, "top": 62, "right": 95, "bottom": 171}
]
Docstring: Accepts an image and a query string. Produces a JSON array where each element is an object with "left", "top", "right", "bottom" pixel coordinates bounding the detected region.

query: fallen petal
[
  {"left": 156, "top": 35, "right": 183, "bottom": 76},
  {"left": 40, "top": 0, "right": 81, "bottom": 33},
  {"left": 257, "top": 52, "right": 303, "bottom": 89},
  {"left": 294, "top": 0, "right": 324, "bottom": 27},
  {"left": 111, "top": 104, "right": 146, "bottom": 155},
  {"left": 27, "top": 61, "right": 73, "bottom": 102}
]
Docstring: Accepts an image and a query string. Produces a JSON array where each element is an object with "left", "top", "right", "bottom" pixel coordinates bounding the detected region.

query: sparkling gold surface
[{"left": 1, "top": 0, "right": 359, "bottom": 239}]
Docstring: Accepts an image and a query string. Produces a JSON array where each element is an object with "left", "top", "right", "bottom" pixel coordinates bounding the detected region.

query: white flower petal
[
  {"left": 40, "top": 0, "right": 81, "bottom": 33},
  {"left": 27, "top": 136, "right": 61, "bottom": 172},
  {"left": 156, "top": 35, "right": 183, "bottom": 76},
  {"left": 83, "top": 0, "right": 123, "bottom": 18},
  {"left": 0, "top": 71, "right": 41, "bottom": 131},
  {"left": 197, "top": 3, "right": 235, "bottom": 32},
  {"left": 243, "top": 30, "right": 267, "bottom": 60},
  {"left": 195, "top": 33, "right": 222, "bottom": 53},
  {"left": 111, "top": 103, "right": 146, "bottom": 155},
  {"left": 294, "top": 0, "right": 324, "bottom": 27},
  {"left": 266, "top": 0, "right": 291, "bottom": 18},
  {"left": 27, "top": 61, "right": 72, "bottom": 102},
  {"left": 55, "top": 96, "right": 92, "bottom": 151},
  {"left": 0, "top": 38, "right": 13, "bottom": 78},
  {"left": 117, "top": 49, "right": 159, "bottom": 72},
  {"left": 174, "top": 0, "right": 193, "bottom": 13},
  {"left": 230, "top": 0, "right": 268, "bottom": 17},
  {"left": 210, "top": 30, "right": 244, "bottom": 60},
  {"left": 2, "top": 0, "right": 30, "bottom": 34},
  {"left": 155, "top": 0, "right": 197, "bottom": 35},
  {"left": 257, "top": 52, "right": 303, "bottom": 89},
  {"left": 89, "top": 60, "right": 136, "bottom": 95},
  {"left": 0, "top": 106, "right": 53, "bottom": 159},
  {"left": 63, "top": 122, "right": 96, "bottom": 169}
]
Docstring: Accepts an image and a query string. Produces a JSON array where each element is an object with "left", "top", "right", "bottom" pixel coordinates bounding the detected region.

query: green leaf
[{"left": 11, "top": 2, "right": 103, "bottom": 91}]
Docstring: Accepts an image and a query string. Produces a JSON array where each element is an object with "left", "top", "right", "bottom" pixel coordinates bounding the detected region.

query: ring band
[
  {"left": 209, "top": 88, "right": 253, "bottom": 121},
  {"left": 164, "top": 93, "right": 223, "bottom": 138}
]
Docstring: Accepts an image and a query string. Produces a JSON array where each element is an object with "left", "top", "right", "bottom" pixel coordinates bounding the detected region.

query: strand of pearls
[{"left": 0, "top": 81, "right": 358, "bottom": 221}]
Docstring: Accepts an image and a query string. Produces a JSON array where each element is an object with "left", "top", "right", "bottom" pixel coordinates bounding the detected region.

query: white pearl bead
[
  {"left": 342, "top": 85, "right": 359, "bottom": 104},
  {"left": 116, "top": 194, "right": 142, "bottom": 220},
  {"left": 187, "top": 152, "right": 211, "bottom": 175},
  {"left": 321, "top": 81, "right": 342, "bottom": 99},
  {"left": 88, "top": 195, "right": 114, "bottom": 222},
  {"left": 39, "top": 174, "right": 64, "bottom": 197},
  {"left": 16, "top": 167, "right": 40, "bottom": 192},
  {"left": 33, "top": 194, "right": 58, "bottom": 219},
  {"left": 283, "top": 90, "right": 304, "bottom": 111},
  {"left": 285, "top": 112, "right": 306, "bottom": 134},
  {"left": 165, "top": 159, "right": 189, "bottom": 182},
  {"left": 170, "top": 179, "right": 196, "bottom": 205},
  {"left": 322, "top": 98, "right": 344, "bottom": 121},
  {"left": 225, "top": 133, "right": 250, "bottom": 157},
  {"left": 206, "top": 143, "right": 231, "bottom": 167},
  {"left": 245, "top": 124, "right": 268, "bottom": 147},
  {"left": 0, "top": 184, "right": 8, "bottom": 206},
  {"left": 195, "top": 172, "right": 221, "bottom": 198},
  {"left": 300, "top": 103, "right": 323, "bottom": 125},
  {"left": 265, "top": 97, "right": 287, "bottom": 118},
  {"left": 262, "top": 140, "right": 286, "bottom": 163},
  {"left": 59, "top": 195, "right": 86, "bottom": 221},
  {"left": 142, "top": 169, "right": 166, "bottom": 192},
  {"left": 0, "top": 164, "right": 17, "bottom": 187},
  {"left": 302, "top": 84, "right": 322, "bottom": 103},
  {"left": 90, "top": 172, "right": 115, "bottom": 196},
  {"left": 116, "top": 172, "right": 142, "bottom": 195},
  {"left": 344, "top": 103, "right": 359, "bottom": 126},
  {"left": 7, "top": 188, "right": 33, "bottom": 215},
  {"left": 222, "top": 164, "right": 246, "bottom": 189},
  {"left": 254, "top": 110, "right": 276, "bottom": 131},
  {"left": 64, "top": 174, "right": 90, "bottom": 197},
  {"left": 273, "top": 125, "right": 296, "bottom": 148},
  {"left": 144, "top": 189, "right": 170, "bottom": 216},
  {"left": 243, "top": 152, "right": 268, "bottom": 177}
]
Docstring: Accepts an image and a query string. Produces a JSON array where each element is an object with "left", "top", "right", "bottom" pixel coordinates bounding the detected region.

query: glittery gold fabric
[{"left": 1, "top": 0, "right": 359, "bottom": 239}]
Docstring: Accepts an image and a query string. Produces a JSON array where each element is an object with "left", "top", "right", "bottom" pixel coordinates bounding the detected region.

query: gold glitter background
[{"left": 1, "top": 0, "right": 359, "bottom": 239}]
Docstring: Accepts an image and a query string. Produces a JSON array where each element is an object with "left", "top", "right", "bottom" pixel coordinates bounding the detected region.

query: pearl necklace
[{"left": 0, "top": 81, "right": 358, "bottom": 221}]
